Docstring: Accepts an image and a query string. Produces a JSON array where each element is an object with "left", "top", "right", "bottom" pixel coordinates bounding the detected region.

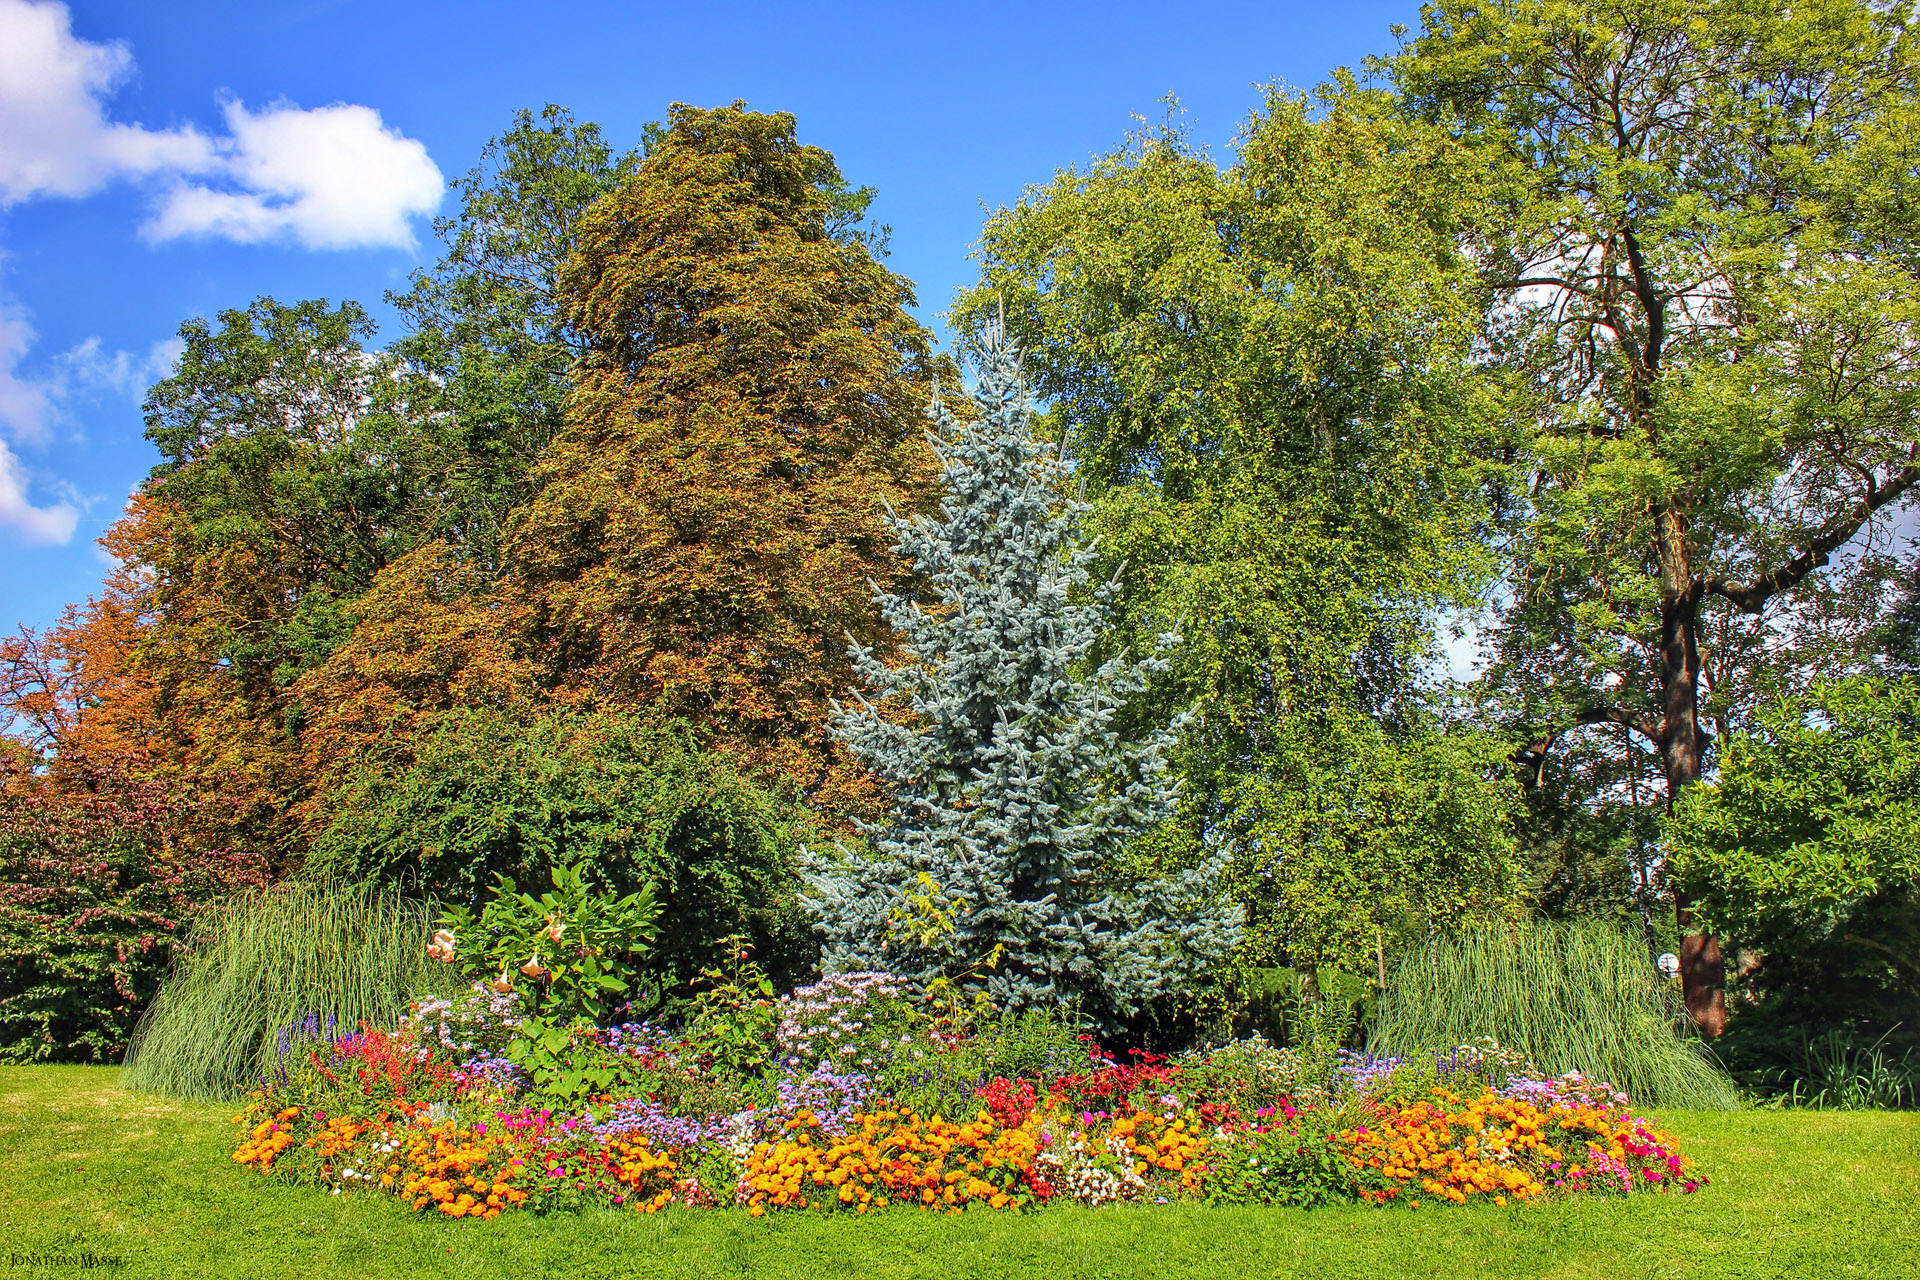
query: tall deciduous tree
[
  {"left": 1389, "top": 0, "right": 1920, "bottom": 1031},
  {"left": 119, "top": 298, "right": 457, "bottom": 844},
  {"left": 388, "top": 105, "right": 641, "bottom": 568},
  {"left": 806, "top": 332, "right": 1243, "bottom": 1025},
  {"left": 965, "top": 94, "right": 1520, "bottom": 971},
  {"left": 510, "top": 103, "right": 948, "bottom": 812}
]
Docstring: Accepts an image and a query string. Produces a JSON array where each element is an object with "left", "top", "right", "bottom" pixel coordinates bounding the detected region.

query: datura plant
[{"left": 438, "top": 864, "right": 660, "bottom": 1026}]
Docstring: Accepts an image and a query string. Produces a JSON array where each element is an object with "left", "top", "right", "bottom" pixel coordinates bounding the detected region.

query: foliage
[
  {"left": 1370, "top": 921, "right": 1737, "bottom": 1109},
  {"left": 1211, "top": 726, "right": 1524, "bottom": 972},
  {"left": 1388, "top": 0, "right": 1920, "bottom": 1026},
  {"left": 1760, "top": 1031, "right": 1920, "bottom": 1111},
  {"left": 18, "top": 107, "right": 658, "bottom": 862},
  {"left": 128, "top": 298, "right": 467, "bottom": 851},
  {"left": 806, "top": 329, "right": 1243, "bottom": 1025},
  {"left": 0, "top": 752, "right": 266, "bottom": 1064},
  {"left": 440, "top": 864, "right": 659, "bottom": 1027},
  {"left": 508, "top": 102, "right": 949, "bottom": 812},
  {"left": 681, "top": 942, "right": 780, "bottom": 1080},
  {"left": 963, "top": 93, "right": 1508, "bottom": 981},
  {"left": 1667, "top": 677, "right": 1920, "bottom": 1046},
  {"left": 311, "top": 708, "right": 817, "bottom": 989},
  {"left": 290, "top": 544, "right": 535, "bottom": 812},
  {"left": 1204, "top": 1109, "right": 1353, "bottom": 1208},
  {"left": 121, "top": 880, "right": 448, "bottom": 1101},
  {"left": 387, "top": 105, "right": 643, "bottom": 570}
]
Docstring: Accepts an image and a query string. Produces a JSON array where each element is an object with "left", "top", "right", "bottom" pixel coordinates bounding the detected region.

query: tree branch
[
  {"left": 1707, "top": 449, "right": 1920, "bottom": 613},
  {"left": 1514, "top": 704, "right": 1664, "bottom": 787}
]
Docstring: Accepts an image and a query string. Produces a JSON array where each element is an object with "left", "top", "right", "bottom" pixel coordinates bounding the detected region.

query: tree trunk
[{"left": 1659, "top": 584, "right": 1727, "bottom": 1035}]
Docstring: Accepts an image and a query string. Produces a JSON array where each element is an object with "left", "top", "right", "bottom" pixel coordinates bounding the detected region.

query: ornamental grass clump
[
  {"left": 125, "top": 879, "right": 449, "bottom": 1101},
  {"left": 1369, "top": 920, "right": 1738, "bottom": 1110}
]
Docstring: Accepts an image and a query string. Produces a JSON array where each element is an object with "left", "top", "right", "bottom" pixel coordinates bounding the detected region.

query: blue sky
[{"left": 0, "top": 0, "right": 1422, "bottom": 640}]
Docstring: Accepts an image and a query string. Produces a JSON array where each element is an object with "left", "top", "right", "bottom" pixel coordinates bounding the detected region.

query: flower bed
[{"left": 229, "top": 974, "right": 1704, "bottom": 1218}]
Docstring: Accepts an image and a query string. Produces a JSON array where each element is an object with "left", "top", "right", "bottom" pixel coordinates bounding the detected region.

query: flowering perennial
[
  {"left": 227, "top": 980, "right": 1707, "bottom": 1220},
  {"left": 1336, "top": 1087, "right": 1703, "bottom": 1206}
]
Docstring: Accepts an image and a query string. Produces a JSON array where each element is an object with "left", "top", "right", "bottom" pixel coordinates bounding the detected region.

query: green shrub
[
  {"left": 1369, "top": 919, "right": 1738, "bottom": 1110},
  {"left": 1667, "top": 677, "right": 1920, "bottom": 1054},
  {"left": 311, "top": 709, "right": 817, "bottom": 989},
  {"left": 122, "top": 880, "right": 449, "bottom": 1101}
]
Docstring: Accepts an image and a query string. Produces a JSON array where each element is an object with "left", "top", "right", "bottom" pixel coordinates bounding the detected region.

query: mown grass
[{"left": 2, "top": 1066, "right": 1915, "bottom": 1279}]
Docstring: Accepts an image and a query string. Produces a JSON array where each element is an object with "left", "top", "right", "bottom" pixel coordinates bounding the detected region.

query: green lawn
[{"left": 1, "top": 1067, "right": 1915, "bottom": 1279}]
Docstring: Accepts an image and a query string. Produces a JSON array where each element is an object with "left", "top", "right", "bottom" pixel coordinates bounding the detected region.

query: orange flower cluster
[
  {"left": 308, "top": 1114, "right": 372, "bottom": 1160},
  {"left": 231, "top": 1106, "right": 302, "bottom": 1172},
  {"left": 606, "top": 1136, "right": 679, "bottom": 1213},
  {"left": 400, "top": 1121, "right": 530, "bottom": 1218},
  {"left": 230, "top": 1100, "right": 686, "bottom": 1220},
  {"left": 741, "top": 1107, "right": 1043, "bottom": 1216},
  {"left": 1338, "top": 1089, "right": 1664, "bottom": 1207},
  {"left": 1101, "top": 1107, "right": 1206, "bottom": 1187}
]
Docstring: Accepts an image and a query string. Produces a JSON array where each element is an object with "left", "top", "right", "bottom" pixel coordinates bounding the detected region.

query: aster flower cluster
[{"left": 774, "top": 972, "right": 910, "bottom": 1072}]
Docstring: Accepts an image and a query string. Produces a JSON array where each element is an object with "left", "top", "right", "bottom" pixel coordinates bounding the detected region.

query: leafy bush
[
  {"left": 439, "top": 864, "right": 659, "bottom": 1025},
  {"left": 1203, "top": 1109, "right": 1352, "bottom": 1208},
  {"left": 313, "top": 708, "right": 818, "bottom": 988},
  {"left": 0, "top": 752, "right": 267, "bottom": 1064},
  {"left": 1668, "top": 677, "right": 1920, "bottom": 1058},
  {"left": 1370, "top": 920, "right": 1738, "bottom": 1110},
  {"left": 122, "top": 880, "right": 449, "bottom": 1100}
]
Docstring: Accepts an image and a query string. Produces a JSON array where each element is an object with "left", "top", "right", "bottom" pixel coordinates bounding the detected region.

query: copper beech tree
[{"left": 510, "top": 103, "right": 952, "bottom": 814}]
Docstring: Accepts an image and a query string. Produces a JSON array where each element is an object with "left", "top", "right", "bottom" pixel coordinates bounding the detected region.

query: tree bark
[{"left": 1658, "top": 582, "right": 1727, "bottom": 1035}]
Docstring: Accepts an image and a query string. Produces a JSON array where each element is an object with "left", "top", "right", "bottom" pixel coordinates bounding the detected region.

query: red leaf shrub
[{"left": 0, "top": 750, "right": 267, "bottom": 1062}]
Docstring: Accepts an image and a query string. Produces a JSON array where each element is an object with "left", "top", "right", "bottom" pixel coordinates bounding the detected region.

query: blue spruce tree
[{"left": 804, "top": 327, "right": 1243, "bottom": 1026}]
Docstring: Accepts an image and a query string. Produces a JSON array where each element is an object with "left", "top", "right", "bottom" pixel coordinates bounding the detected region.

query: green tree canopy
[
  {"left": 388, "top": 105, "right": 642, "bottom": 569},
  {"left": 963, "top": 91, "right": 1517, "bottom": 971},
  {"left": 1389, "top": 0, "right": 1920, "bottom": 1030}
]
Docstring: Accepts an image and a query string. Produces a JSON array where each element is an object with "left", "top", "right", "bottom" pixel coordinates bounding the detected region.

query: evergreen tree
[{"left": 805, "top": 330, "right": 1243, "bottom": 1026}]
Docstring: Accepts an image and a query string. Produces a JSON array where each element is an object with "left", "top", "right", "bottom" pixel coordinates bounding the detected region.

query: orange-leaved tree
[
  {"left": 292, "top": 541, "right": 536, "bottom": 821},
  {"left": 510, "top": 103, "right": 950, "bottom": 814}
]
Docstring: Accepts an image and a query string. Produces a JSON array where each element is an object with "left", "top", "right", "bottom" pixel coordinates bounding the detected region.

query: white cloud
[
  {"left": 0, "top": 0, "right": 441, "bottom": 249},
  {"left": 146, "top": 101, "right": 443, "bottom": 250},
  {"left": 0, "top": 291, "right": 58, "bottom": 446},
  {"left": 0, "top": 265, "right": 180, "bottom": 546},
  {"left": 0, "top": 0, "right": 212, "bottom": 204},
  {"left": 0, "top": 436, "right": 77, "bottom": 544},
  {"left": 56, "top": 332, "right": 183, "bottom": 403}
]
